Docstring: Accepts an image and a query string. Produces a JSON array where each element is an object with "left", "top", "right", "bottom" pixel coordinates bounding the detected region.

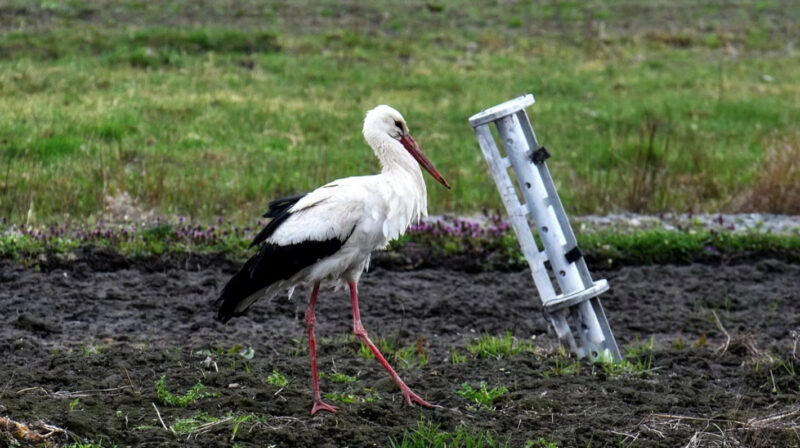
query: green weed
[
  {"left": 324, "top": 388, "right": 379, "bottom": 404},
  {"left": 597, "top": 337, "right": 656, "bottom": 376},
  {"left": 321, "top": 372, "right": 358, "bottom": 383},
  {"left": 389, "top": 418, "right": 508, "bottom": 448},
  {"left": 356, "top": 337, "right": 396, "bottom": 360},
  {"left": 526, "top": 438, "right": 559, "bottom": 448},
  {"left": 543, "top": 349, "right": 581, "bottom": 377},
  {"left": 171, "top": 412, "right": 221, "bottom": 434},
  {"left": 266, "top": 370, "right": 288, "bottom": 388},
  {"left": 624, "top": 336, "right": 656, "bottom": 372},
  {"left": 450, "top": 349, "right": 467, "bottom": 364},
  {"left": 154, "top": 375, "right": 216, "bottom": 407},
  {"left": 456, "top": 381, "right": 508, "bottom": 410},
  {"left": 395, "top": 339, "right": 429, "bottom": 368},
  {"left": 467, "top": 331, "right": 529, "bottom": 359},
  {"left": 288, "top": 338, "right": 306, "bottom": 357}
]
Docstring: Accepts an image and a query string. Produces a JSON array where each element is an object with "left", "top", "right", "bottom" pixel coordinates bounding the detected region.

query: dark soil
[{"left": 2, "top": 251, "right": 800, "bottom": 447}]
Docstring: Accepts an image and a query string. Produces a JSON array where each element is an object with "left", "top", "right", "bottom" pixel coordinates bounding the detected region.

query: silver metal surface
[{"left": 470, "top": 94, "right": 621, "bottom": 362}]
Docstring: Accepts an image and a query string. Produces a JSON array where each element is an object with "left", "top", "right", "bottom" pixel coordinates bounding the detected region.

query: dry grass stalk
[
  {"left": 642, "top": 407, "right": 800, "bottom": 448},
  {"left": 712, "top": 311, "right": 731, "bottom": 356},
  {"left": 711, "top": 311, "right": 772, "bottom": 364}
]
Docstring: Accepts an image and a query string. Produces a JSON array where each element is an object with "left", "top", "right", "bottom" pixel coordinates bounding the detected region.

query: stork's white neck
[{"left": 364, "top": 131, "right": 428, "bottom": 221}]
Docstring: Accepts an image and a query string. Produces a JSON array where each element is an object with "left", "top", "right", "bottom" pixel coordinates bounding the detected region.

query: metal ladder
[{"left": 469, "top": 94, "right": 620, "bottom": 362}]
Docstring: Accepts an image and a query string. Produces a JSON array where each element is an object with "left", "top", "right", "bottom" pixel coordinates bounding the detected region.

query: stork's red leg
[
  {"left": 306, "top": 282, "right": 338, "bottom": 415},
  {"left": 348, "top": 281, "right": 434, "bottom": 408}
]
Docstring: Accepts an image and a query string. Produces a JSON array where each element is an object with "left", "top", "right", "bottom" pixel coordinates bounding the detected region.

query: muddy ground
[{"left": 2, "top": 250, "right": 800, "bottom": 447}]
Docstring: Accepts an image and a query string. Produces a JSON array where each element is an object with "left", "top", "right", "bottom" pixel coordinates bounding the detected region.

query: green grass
[
  {"left": 526, "top": 438, "right": 558, "bottom": 448},
  {"left": 389, "top": 419, "right": 508, "bottom": 448},
  {"left": 396, "top": 341, "right": 430, "bottom": 368},
  {"left": 467, "top": 331, "right": 530, "bottom": 359},
  {"left": 456, "top": 381, "right": 508, "bottom": 410},
  {"left": 543, "top": 349, "right": 581, "bottom": 377},
  {"left": 321, "top": 372, "right": 358, "bottom": 383},
  {"left": 2, "top": 220, "right": 799, "bottom": 268},
  {"left": 325, "top": 388, "right": 379, "bottom": 404},
  {"left": 599, "top": 336, "right": 656, "bottom": 376},
  {"left": 0, "top": 1, "right": 798, "bottom": 225},
  {"left": 171, "top": 412, "right": 222, "bottom": 435},
  {"left": 154, "top": 375, "right": 216, "bottom": 407}
]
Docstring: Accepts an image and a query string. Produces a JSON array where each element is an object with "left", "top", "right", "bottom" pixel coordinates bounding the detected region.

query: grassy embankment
[
  {"left": 2, "top": 215, "right": 798, "bottom": 267},
  {"left": 1, "top": 0, "right": 799, "bottom": 228}
]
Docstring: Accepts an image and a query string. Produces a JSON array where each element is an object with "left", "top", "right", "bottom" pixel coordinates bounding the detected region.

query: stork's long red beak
[{"left": 400, "top": 134, "right": 451, "bottom": 189}]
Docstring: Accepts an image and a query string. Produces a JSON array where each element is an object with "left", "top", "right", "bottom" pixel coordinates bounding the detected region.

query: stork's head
[{"left": 363, "top": 105, "right": 451, "bottom": 189}]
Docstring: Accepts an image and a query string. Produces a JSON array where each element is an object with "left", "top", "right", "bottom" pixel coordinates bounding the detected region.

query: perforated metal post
[{"left": 469, "top": 94, "right": 621, "bottom": 362}]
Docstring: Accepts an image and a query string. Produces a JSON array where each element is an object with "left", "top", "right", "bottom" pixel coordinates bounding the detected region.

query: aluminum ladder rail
[{"left": 469, "top": 94, "right": 621, "bottom": 362}]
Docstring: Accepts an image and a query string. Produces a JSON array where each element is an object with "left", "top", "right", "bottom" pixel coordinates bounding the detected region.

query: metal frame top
[{"left": 468, "top": 94, "right": 536, "bottom": 128}]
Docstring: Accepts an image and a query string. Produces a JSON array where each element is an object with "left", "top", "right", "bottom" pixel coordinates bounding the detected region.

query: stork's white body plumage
[{"left": 217, "top": 105, "right": 449, "bottom": 415}]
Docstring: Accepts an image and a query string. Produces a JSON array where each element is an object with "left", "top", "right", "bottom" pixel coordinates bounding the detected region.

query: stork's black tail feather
[
  {"left": 216, "top": 239, "right": 346, "bottom": 323},
  {"left": 217, "top": 192, "right": 350, "bottom": 323},
  {"left": 216, "top": 256, "right": 263, "bottom": 323}
]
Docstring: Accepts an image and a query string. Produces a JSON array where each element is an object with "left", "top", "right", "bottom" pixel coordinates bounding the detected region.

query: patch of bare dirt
[{"left": 2, "top": 252, "right": 800, "bottom": 446}]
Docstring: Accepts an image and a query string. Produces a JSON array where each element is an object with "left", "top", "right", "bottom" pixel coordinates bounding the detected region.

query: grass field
[{"left": 1, "top": 0, "right": 798, "bottom": 226}]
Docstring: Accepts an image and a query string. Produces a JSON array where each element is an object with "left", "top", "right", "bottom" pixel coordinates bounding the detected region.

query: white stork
[{"left": 217, "top": 105, "right": 450, "bottom": 415}]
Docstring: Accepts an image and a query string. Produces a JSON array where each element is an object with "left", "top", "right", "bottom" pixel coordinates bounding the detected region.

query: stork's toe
[{"left": 311, "top": 400, "right": 339, "bottom": 415}]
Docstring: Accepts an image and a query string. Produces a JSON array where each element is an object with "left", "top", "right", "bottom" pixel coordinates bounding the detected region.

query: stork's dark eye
[{"left": 394, "top": 120, "right": 403, "bottom": 130}]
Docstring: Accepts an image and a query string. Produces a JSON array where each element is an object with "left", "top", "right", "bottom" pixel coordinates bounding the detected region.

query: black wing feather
[
  {"left": 249, "top": 193, "right": 307, "bottom": 248},
  {"left": 263, "top": 193, "right": 308, "bottom": 218},
  {"left": 216, "top": 238, "right": 343, "bottom": 323}
]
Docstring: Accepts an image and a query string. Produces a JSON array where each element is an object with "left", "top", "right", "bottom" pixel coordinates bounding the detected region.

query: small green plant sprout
[
  {"left": 68, "top": 398, "right": 81, "bottom": 411},
  {"left": 543, "top": 348, "right": 580, "bottom": 377},
  {"left": 775, "top": 356, "right": 797, "bottom": 377},
  {"left": 231, "top": 414, "right": 268, "bottom": 442},
  {"left": 450, "top": 349, "right": 467, "bottom": 364},
  {"left": 320, "top": 372, "right": 357, "bottom": 383},
  {"left": 467, "top": 331, "right": 529, "bottom": 359},
  {"left": 624, "top": 336, "right": 656, "bottom": 372},
  {"left": 395, "top": 338, "right": 429, "bottom": 367},
  {"left": 225, "top": 345, "right": 255, "bottom": 372},
  {"left": 357, "top": 336, "right": 396, "bottom": 360},
  {"left": 80, "top": 343, "right": 102, "bottom": 357},
  {"left": 389, "top": 418, "right": 508, "bottom": 448},
  {"left": 171, "top": 412, "right": 222, "bottom": 434},
  {"left": 671, "top": 334, "right": 686, "bottom": 350},
  {"left": 324, "top": 391, "right": 358, "bottom": 404},
  {"left": 526, "top": 437, "right": 558, "bottom": 448},
  {"left": 155, "top": 375, "right": 216, "bottom": 407},
  {"left": 266, "top": 370, "right": 289, "bottom": 388},
  {"left": 596, "top": 336, "right": 655, "bottom": 376},
  {"left": 358, "top": 343, "right": 374, "bottom": 360},
  {"left": 324, "top": 388, "right": 379, "bottom": 404},
  {"left": 456, "top": 381, "right": 508, "bottom": 410},
  {"left": 288, "top": 338, "right": 306, "bottom": 357}
]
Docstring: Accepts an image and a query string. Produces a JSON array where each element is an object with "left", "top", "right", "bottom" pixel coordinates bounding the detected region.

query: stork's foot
[
  {"left": 400, "top": 387, "right": 434, "bottom": 408},
  {"left": 311, "top": 400, "right": 339, "bottom": 415}
]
